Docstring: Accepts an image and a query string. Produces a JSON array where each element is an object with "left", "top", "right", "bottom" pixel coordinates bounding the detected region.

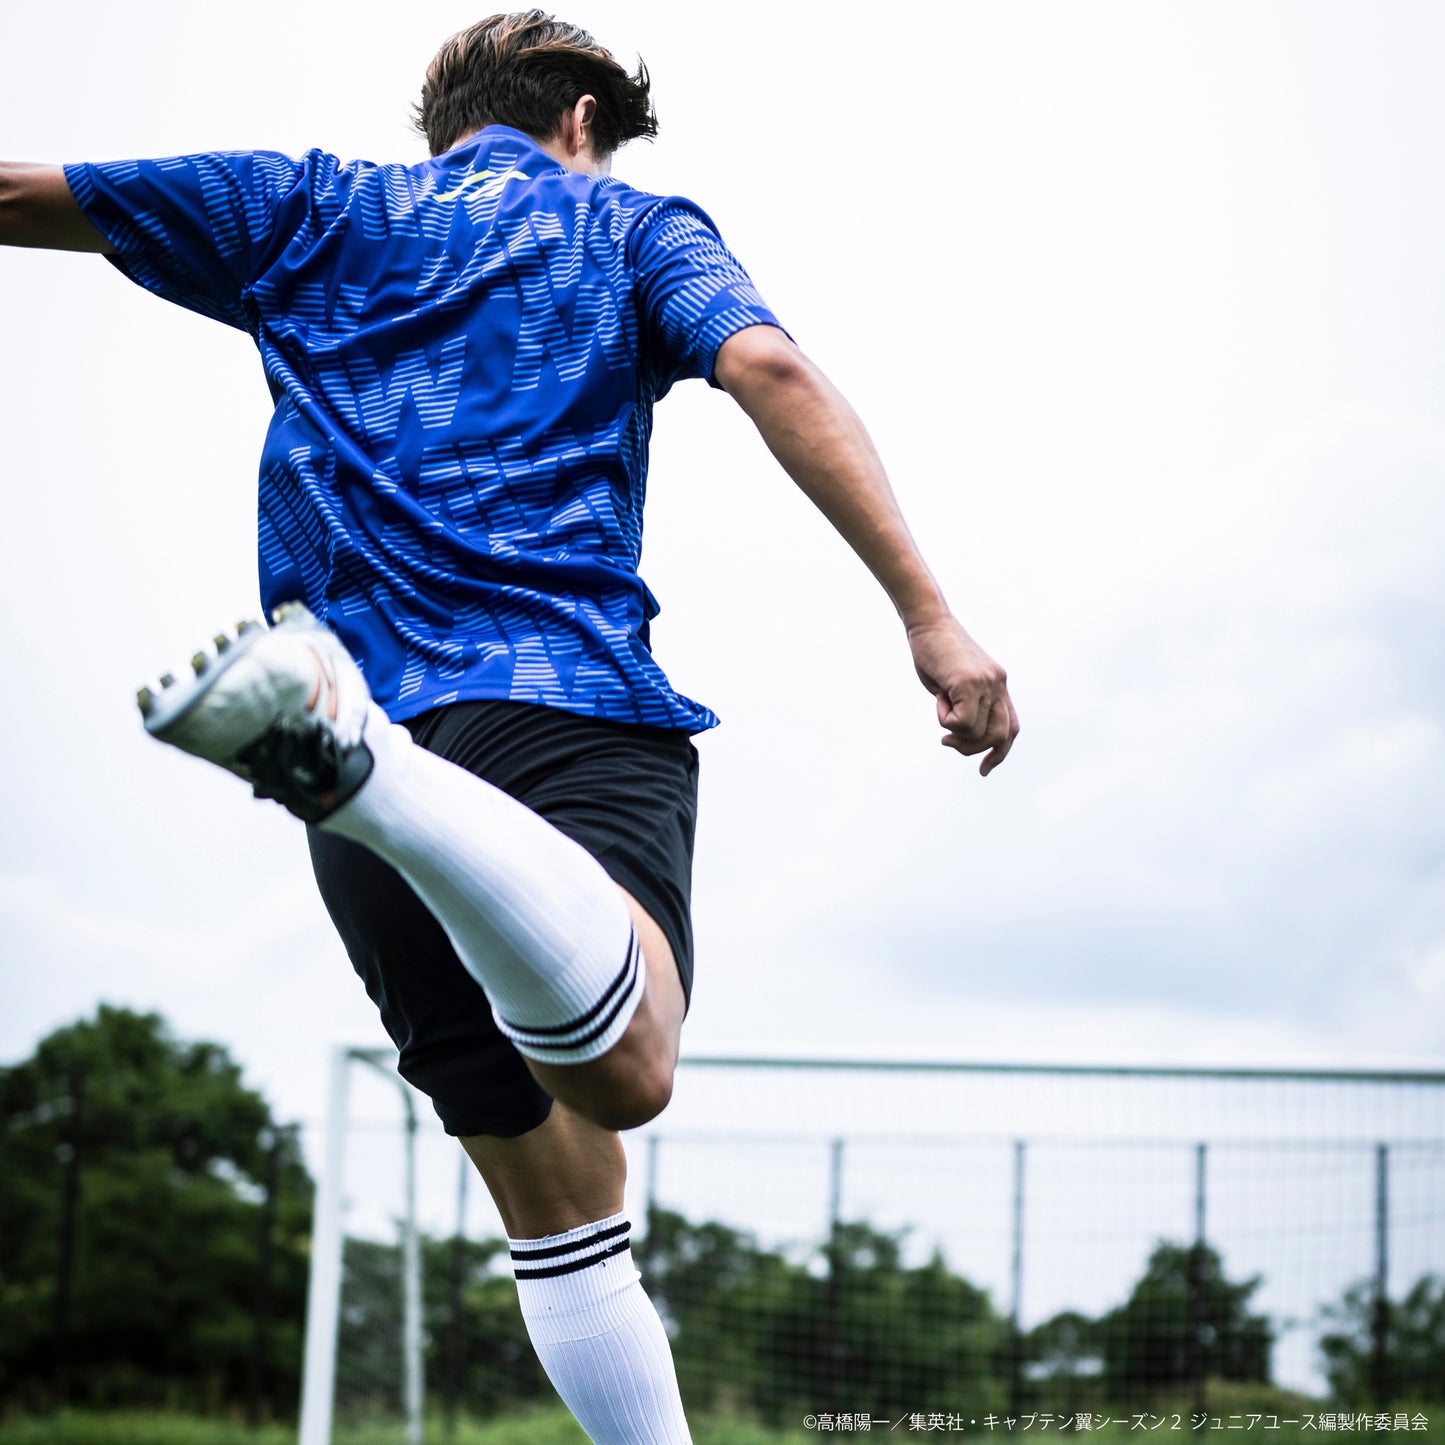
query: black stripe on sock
[
  {"left": 521, "top": 954, "right": 641, "bottom": 1057},
  {"left": 501, "top": 932, "right": 640, "bottom": 1047},
  {"left": 510, "top": 1219, "right": 631, "bottom": 1263},
  {"left": 512, "top": 1236, "right": 632, "bottom": 1281},
  {"left": 501, "top": 931, "right": 637, "bottom": 1043}
]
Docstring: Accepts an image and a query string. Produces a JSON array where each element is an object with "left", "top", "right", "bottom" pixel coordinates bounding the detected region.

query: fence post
[
  {"left": 248, "top": 1125, "right": 284, "bottom": 1428},
  {"left": 346, "top": 1050, "right": 425, "bottom": 1444},
  {"left": 824, "top": 1138, "right": 845, "bottom": 1408},
  {"left": 1372, "top": 1143, "right": 1390, "bottom": 1409},
  {"left": 52, "top": 1061, "right": 84, "bottom": 1407},
  {"left": 1187, "top": 1142, "right": 1208, "bottom": 1421},
  {"left": 640, "top": 1134, "right": 660, "bottom": 1276},
  {"left": 401, "top": 1091, "right": 423, "bottom": 1445},
  {"left": 446, "top": 1147, "right": 469, "bottom": 1439},
  {"left": 299, "top": 1046, "right": 351, "bottom": 1445},
  {"left": 1010, "top": 1140, "right": 1026, "bottom": 1412}
]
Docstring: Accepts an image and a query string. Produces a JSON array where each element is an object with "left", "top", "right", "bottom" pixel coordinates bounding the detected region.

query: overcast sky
[{"left": 4, "top": 0, "right": 1445, "bottom": 1153}]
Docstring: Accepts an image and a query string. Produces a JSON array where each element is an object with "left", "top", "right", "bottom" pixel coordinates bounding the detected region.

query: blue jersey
[{"left": 65, "top": 127, "right": 783, "bottom": 730}]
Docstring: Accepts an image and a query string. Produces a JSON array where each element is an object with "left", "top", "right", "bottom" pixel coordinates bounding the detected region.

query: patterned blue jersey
[{"left": 65, "top": 127, "right": 783, "bottom": 730}]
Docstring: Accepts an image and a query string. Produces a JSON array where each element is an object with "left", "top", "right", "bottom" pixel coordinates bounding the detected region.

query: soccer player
[{"left": 1, "top": 11, "right": 1017, "bottom": 1441}]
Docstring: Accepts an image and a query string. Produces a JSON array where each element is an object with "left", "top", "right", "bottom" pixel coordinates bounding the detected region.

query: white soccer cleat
[{"left": 138, "top": 602, "right": 375, "bottom": 822}]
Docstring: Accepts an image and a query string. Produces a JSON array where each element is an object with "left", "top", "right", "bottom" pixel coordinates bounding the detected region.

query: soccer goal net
[{"left": 298, "top": 1047, "right": 1445, "bottom": 1441}]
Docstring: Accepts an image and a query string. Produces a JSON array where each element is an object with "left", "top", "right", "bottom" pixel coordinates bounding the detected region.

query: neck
[
  {"left": 450, "top": 126, "right": 610, "bottom": 177},
  {"left": 535, "top": 132, "right": 611, "bottom": 176}
]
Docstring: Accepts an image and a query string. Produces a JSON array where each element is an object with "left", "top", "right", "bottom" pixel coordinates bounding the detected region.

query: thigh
[
  {"left": 523, "top": 884, "right": 687, "bottom": 1129},
  {"left": 308, "top": 699, "right": 700, "bottom": 1139}
]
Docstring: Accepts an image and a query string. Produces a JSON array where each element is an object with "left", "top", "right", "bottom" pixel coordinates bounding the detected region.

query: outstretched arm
[
  {"left": 0, "top": 163, "right": 110, "bottom": 251},
  {"left": 714, "top": 324, "right": 1019, "bottom": 775}
]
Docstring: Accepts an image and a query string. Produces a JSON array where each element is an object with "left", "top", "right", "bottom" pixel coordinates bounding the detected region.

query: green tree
[
  {"left": 1026, "top": 1308, "right": 1105, "bottom": 1407},
  {"left": 334, "top": 1232, "right": 552, "bottom": 1422},
  {"left": 816, "top": 1222, "right": 1007, "bottom": 1419},
  {"left": 642, "top": 1209, "right": 1009, "bottom": 1423},
  {"left": 1096, "top": 1241, "right": 1271, "bottom": 1396},
  {"left": 641, "top": 1208, "right": 808, "bottom": 1417},
  {"left": 422, "top": 1234, "right": 551, "bottom": 1417},
  {"left": 0, "top": 1006, "right": 312, "bottom": 1415},
  {"left": 1319, "top": 1273, "right": 1445, "bottom": 1405},
  {"left": 333, "top": 1236, "right": 408, "bottom": 1420}
]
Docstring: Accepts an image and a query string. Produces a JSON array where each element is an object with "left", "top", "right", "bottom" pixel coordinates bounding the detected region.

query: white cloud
[
  {"left": 0, "top": 860, "right": 324, "bottom": 986},
  {"left": 5, "top": 0, "right": 1445, "bottom": 1098}
]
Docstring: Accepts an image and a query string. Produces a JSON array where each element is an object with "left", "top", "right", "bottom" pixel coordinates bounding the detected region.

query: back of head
[{"left": 415, "top": 10, "right": 658, "bottom": 158}]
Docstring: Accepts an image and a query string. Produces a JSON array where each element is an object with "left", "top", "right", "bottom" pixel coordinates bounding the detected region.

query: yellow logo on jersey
[{"left": 434, "top": 168, "right": 530, "bottom": 202}]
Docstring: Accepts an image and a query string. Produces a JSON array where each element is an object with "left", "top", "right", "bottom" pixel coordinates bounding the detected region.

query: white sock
[
  {"left": 511, "top": 1214, "right": 691, "bottom": 1445},
  {"left": 322, "top": 705, "right": 644, "bottom": 1065}
]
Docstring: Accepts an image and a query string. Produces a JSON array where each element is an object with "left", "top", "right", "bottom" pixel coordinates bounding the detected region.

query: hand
[{"left": 907, "top": 616, "right": 1019, "bottom": 775}]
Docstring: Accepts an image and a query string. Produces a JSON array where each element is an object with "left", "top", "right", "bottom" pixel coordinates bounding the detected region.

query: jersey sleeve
[
  {"left": 63, "top": 151, "right": 309, "bottom": 332},
  {"left": 629, "top": 198, "right": 786, "bottom": 389}
]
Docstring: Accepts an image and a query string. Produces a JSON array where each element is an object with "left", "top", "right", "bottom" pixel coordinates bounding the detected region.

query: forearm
[
  {"left": 716, "top": 323, "right": 1018, "bottom": 771},
  {"left": 715, "top": 327, "right": 947, "bottom": 629},
  {"left": 0, "top": 163, "right": 110, "bottom": 252}
]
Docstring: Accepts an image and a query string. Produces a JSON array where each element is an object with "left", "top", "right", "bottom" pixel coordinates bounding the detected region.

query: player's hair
[{"left": 415, "top": 11, "right": 658, "bottom": 157}]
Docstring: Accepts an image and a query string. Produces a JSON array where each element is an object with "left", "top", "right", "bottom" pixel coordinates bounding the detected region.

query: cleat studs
[
  {"left": 191, "top": 652, "right": 208, "bottom": 675},
  {"left": 214, "top": 633, "right": 232, "bottom": 653},
  {"left": 136, "top": 686, "right": 155, "bottom": 717},
  {"left": 238, "top": 619, "right": 262, "bottom": 636},
  {"left": 159, "top": 672, "right": 176, "bottom": 689}
]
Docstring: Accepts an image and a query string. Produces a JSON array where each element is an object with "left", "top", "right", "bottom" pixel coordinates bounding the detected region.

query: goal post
[{"left": 298, "top": 1045, "right": 424, "bottom": 1445}]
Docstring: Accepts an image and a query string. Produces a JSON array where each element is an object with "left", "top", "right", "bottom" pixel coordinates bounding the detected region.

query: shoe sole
[{"left": 137, "top": 602, "right": 317, "bottom": 749}]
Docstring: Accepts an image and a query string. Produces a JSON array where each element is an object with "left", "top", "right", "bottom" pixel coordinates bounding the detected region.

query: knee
[
  {"left": 526, "top": 993, "right": 680, "bottom": 1131},
  {"left": 589, "top": 1054, "right": 674, "bottom": 1131}
]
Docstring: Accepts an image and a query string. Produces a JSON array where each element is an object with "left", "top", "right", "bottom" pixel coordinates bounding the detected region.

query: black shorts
[{"left": 307, "top": 700, "right": 700, "bottom": 1139}]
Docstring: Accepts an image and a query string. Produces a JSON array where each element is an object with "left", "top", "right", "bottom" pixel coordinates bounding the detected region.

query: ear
[{"left": 571, "top": 94, "right": 599, "bottom": 153}]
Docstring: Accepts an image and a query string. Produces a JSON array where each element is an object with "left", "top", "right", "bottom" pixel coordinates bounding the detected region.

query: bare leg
[
  {"left": 464, "top": 1102, "right": 692, "bottom": 1443},
  {"left": 462, "top": 1098, "right": 626, "bottom": 1237}
]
